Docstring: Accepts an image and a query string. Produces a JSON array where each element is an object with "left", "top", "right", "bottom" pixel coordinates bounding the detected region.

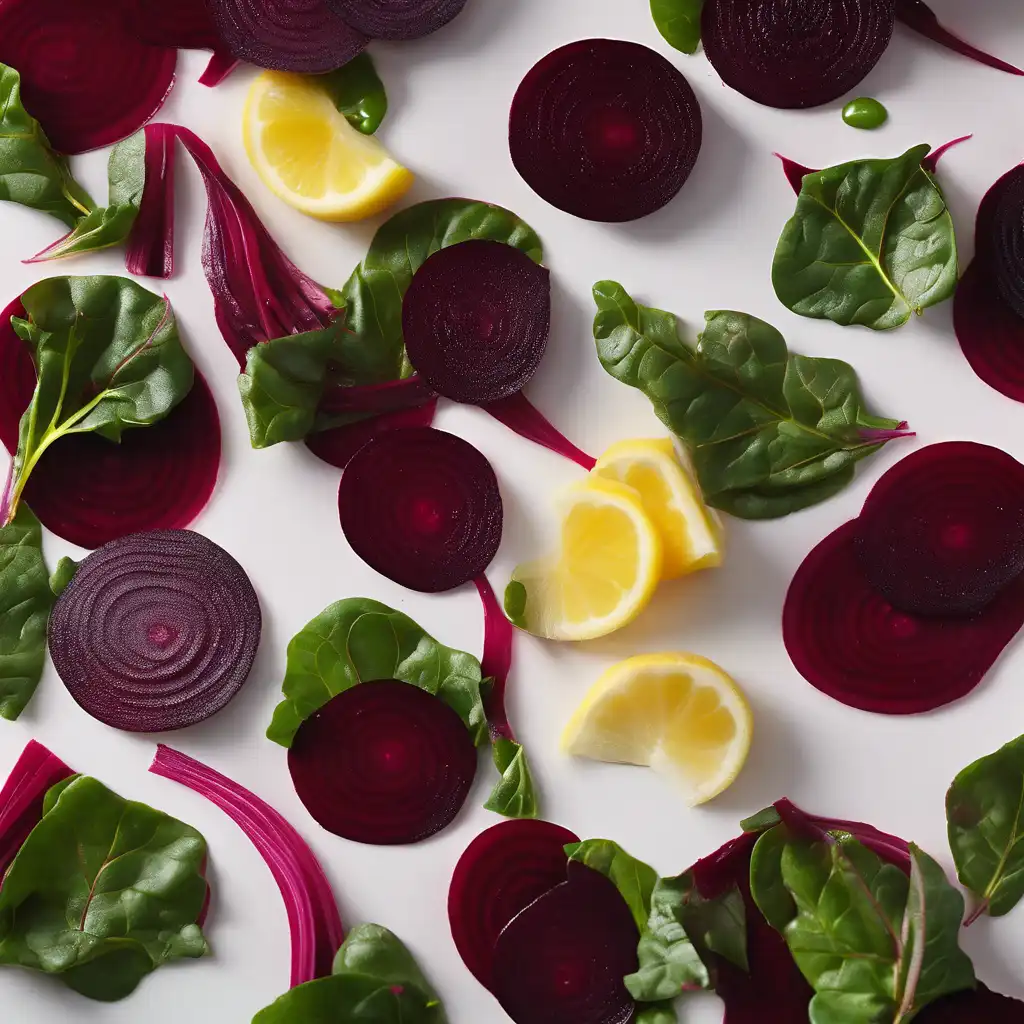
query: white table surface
[{"left": 3, "top": 1, "right": 1024, "bottom": 1020}]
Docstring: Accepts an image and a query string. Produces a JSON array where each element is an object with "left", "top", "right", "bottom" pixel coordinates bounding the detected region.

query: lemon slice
[
  {"left": 561, "top": 653, "right": 752, "bottom": 805},
  {"left": 244, "top": 71, "right": 414, "bottom": 222},
  {"left": 592, "top": 438, "right": 721, "bottom": 579},
  {"left": 506, "top": 477, "right": 661, "bottom": 641}
]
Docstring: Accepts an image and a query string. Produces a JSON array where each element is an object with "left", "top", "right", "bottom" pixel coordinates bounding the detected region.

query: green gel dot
[{"left": 842, "top": 97, "right": 888, "bottom": 130}]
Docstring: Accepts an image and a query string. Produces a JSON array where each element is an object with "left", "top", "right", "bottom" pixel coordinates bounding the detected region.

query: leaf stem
[{"left": 962, "top": 899, "right": 988, "bottom": 927}]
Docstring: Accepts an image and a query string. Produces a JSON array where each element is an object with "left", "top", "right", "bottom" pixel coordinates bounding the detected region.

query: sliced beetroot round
[
  {"left": 49, "top": 531, "right": 261, "bottom": 732},
  {"left": 448, "top": 819, "right": 580, "bottom": 990},
  {"left": 854, "top": 442, "right": 1024, "bottom": 616},
  {"left": 402, "top": 241, "right": 550, "bottom": 404},
  {"left": 0, "top": 0, "right": 176, "bottom": 154},
  {"left": 325, "top": 0, "right": 467, "bottom": 39},
  {"left": 338, "top": 427, "right": 502, "bottom": 593},
  {"left": 288, "top": 680, "right": 477, "bottom": 845},
  {"left": 207, "top": 0, "right": 366, "bottom": 73},
  {"left": 509, "top": 38, "right": 702, "bottom": 223},
  {"left": 0, "top": 300, "right": 35, "bottom": 452},
  {"left": 783, "top": 520, "right": 1024, "bottom": 714},
  {"left": 701, "top": 0, "right": 895, "bottom": 110},
  {"left": 979, "top": 164, "right": 1024, "bottom": 320},
  {"left": 117, "top": 0, "right": 223, "bottom": 49},
  {"left": 305, "top": 399, "right": 438, "bottom": 469},
  {"left": 491, "top": 862, "right": 639, "bottom": 1024},
  {"left": 917, "top": 984, "right": 1024, "bottom": 1022}
]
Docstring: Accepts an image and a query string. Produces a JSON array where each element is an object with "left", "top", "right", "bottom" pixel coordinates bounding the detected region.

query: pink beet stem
[
  {"left": 775, "top": 153, "right": 818, "bottom": 196},
  {"left": 897, "top": 0, "right": 1024, "bottom": 76},
  {"left": 922, "top": 135, "right": 973, "bottom": 175},
  {"left": 483, "top": 392, "right": 596, "bottom": 470},
  {"left": 475, "top": 573, "right": 515, "bottom": 743}
]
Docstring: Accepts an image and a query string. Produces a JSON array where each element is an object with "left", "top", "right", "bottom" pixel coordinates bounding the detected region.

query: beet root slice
[
  {"left": 981, "top": 164, "right": 1024, "bottom": 321},
  {"left": 403, "top": 240, "right": 551, "bottom": 404},
  {"left": 916, "top": 983, "right": 1024, "bottom": 1022},
  {"left": 288, "top": 680, "right": 478, "bottom": 845},
  {"left": 0, "top": 0, "right": 176, "bottom": 154},
  {"left": 448, "top": 819, "right": 580, "bottom": 990},
  {"left": 338, "top": 427, "right": 503, "bottom": 593},
  {"left": 305, "top": 399, "right": 438, "bottom": 469},
  {"left": 48, "top": 530, "right": 261, "bottom": 732},
  {"left": 509, "top": 38, "right": 702, "bottom": 223},
  {"left": 125, "top": 123, "right": 177, "bottom": 280},
  {"left": 325, "top": 0, "right": 468, "bottom": 40},
  {"left": 491, "top": 861, "right": 639, "bottom": 1024},
  {"left": 117, "top": 0, "right": 223, "bottom": 50},
  {"left": 784, "top": 520, "right": 1024, "bottom": 715},
  {"left": 701, "top": 0, "right": 895, "bottom": 110},
  {"left": 855, "top": 442, "right": 1024, "bottom": 616}
]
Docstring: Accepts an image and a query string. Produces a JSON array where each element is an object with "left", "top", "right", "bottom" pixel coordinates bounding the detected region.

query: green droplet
[{"left": 842, "top": 97, "right": 888, "bottom": 131}]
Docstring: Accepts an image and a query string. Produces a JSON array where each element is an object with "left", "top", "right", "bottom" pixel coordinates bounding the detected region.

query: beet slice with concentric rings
[
  {"left": 49, "top": 530, "right": 261, "bottom": 732},
  {"left": 490, "top": 861, "right": 639, "bottom": 1024},
  {"left": 784, "top": 520, "right": 1024, "bottom": 714},
  {"left": 448, "top": 819, "right": 580, "bottom": 990},
  {"left": 338, "top": 427, "right": 502, "bottom": 593},
  {"left": 288, "top": 680, "right": 478, "bottom": 845},
  {"left": 701, "top": 0, "right": 895, "bottom": 110},
  {"left": 917, "top": 984, "right": 1024, "bottom": 1022},
  {"left": 0, "top": 0, "right": 176, "bottom": 154},
  {"left": 854, "top": 442, "right": 1024, "bottom": 616},
  {"left": 325, "top": 0, "right": 467, "bottom": 40},
  {"left": 984, "top": 164, "right": 1024, "bottom": 320},
  {"left": 509, "top": 38, "right": 702, "bottom": 223},
  {"left": 402, "top": 240, "right": 550, "bottom": 405},
  {"left": 0, "top": 299, "right": 221, "bottom": 550},
  {"left": 305, "top": 399, "right": 439, "bottom": 469}
]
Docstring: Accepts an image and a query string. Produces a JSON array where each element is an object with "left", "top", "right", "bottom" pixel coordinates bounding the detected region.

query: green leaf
[
  {"left": 503, "top": 580, "right": 527, "bottom": 628},
  {"left": 1, "top": 276, "right": 193, "bottom": 525},
  {"left": 650, "top": 0, "right": 705, "bottom": 54},
  {"left": 484, "top": 738, "right": 538, "bottom": 819},
  {"left": 252, "top": 972, "right": 440, "bottom": 1023},
  {"left": 48, "top": 555, "right": 78, "bottom": 596},
  {"left": 41, "top": 774, "right": 80, "bottom": 815},
  {"left": 947, "top": 733, "right": 1024, "bottom": 920},
  {"left": 682, "top": 884, "right": 748, "bottom": 973},
  {"left": 318, "top": 54, "right": 388, "bottom": 135},
  {"left": 267, "top": 598, "right": 486, "bottom": 747},
  {"left": 635, "top": 1005, "right": 678, "bottom": 1024},
  {"left": 749, "top": 825, "right": 798, "bottom": 932},
  {"left": 740, "top": 805, "right": 783, "bottom": 833},
  {"left": 772, "top": 144, "right": 958, "bottom": 331},
  {"left": 0, "top": 62, "right": 95, "bottom": 228},
  {"left": 564, "top": 839, "right": 658, "bottom": 932},
  {"left": 0, "top": 776, "right": 209, "bottom": 999},
  {"left": 592, "top": 281, "right": 905, "bottom": 519},
  {"left": 0, "top": 505, "right": 53, "bottom": 720}
]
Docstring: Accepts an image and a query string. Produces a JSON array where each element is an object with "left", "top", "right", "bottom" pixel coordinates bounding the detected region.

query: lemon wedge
[
  {"left": 243, "top": 71, "right": 414, "bottom": 222},
  {"left": 506, "top": 477, "right": 661, "bottom": 641},
  {"left": 561, "top": 653, "right": 752, "bottom": 805},
  {"left": 592, "top": 438, "right": 721, "bottom": 579}
]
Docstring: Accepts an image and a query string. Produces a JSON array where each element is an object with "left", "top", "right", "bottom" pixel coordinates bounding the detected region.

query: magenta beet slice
[
  {"left": 448, "top": 818, "right": 580, "bottom": 989},
  {"left": 403, "top": 240, "right": 550, "bottom": 404},
  {"left": 125, "top": 123, "right": 177, "bottom": 279},
  {"left": 491, "top": 862, "right": 638, "bottom": 1024},
  {"left": 288, "top": 680, "right": 477, "bottom": 845},
  {"left": 955, "top": 262, "right": 1024, "bottom": 402},
  {"left": 207, "top": 0, "right": 366, "bottom": 73},
  {"left": 117, "top": 0, "right": 223, "bottom": 49},
  {"left": 917, "top": 984, "right": 1024, "bottom": 1022},
  {"left": 338, "top": 427, "right": 502, "bottom": 593},
  {"left": 0, "top": 0, "right": 176, "bottom": 155},
  {"left": 305, "top": 399, "right": 438, "bottom": 469},
  {"left": 979, "top": 165, "right": 1024, "bottom": 321},
  {"left": 0, "top": 300, "right": 36, "bottom": 453},
  {"left": 49, "top": 530, "right": 261, "bottom": 732},
  {"left": 702, "top": 0, "right": 894, "bottom": 110},
  {"left": 325, "top": 0, "right": 467, "bottom": 40},
  {"left": 854, "top": 442, "right": 1024, "bottom": 616},
  {"left": 509, "top": 39, "right": 702, "bottom": 223},
  {"left": 784, "top": 520, "right": 1024, "bottom": 714}
]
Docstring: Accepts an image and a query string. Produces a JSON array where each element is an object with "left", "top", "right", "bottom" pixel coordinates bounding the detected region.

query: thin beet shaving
[
  {"left": 305, "top": 399, "right": 438, "bottom": 469},
  {"left": 338, "top": 427, "right": 503, "bottom": 593},
  {"left": 125, "top": 124, "right": 177, "bottom": 279},
  {"left": 326, "top": 0, "right": 468, "bottom": 39},
  {"left": 49, "top": 531, "right": 261, "bottom": 732},
  {"left": 483, "top": 394, "right": 596, "bottom": 470},
  {"left": 509, "top": 39, "right": 702, "bottom": 222},
  {"left": 288, "top": 680, "right": 478, "bottom": 845},
  {"left": 200, "top": 52, "right": 241, "bottom": 87}
]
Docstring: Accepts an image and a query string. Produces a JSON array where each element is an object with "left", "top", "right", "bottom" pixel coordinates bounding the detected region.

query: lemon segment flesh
[
  {"left": 244, "top": 71, "right": 413, "bottom": 222},
  {"left": 561, "top": 653, "right": 752, "bottom": 805}
]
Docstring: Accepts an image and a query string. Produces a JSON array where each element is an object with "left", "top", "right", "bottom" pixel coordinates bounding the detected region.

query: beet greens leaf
[
  {"left": 319, "top": 53, "right": 388, "bottom": 135},
  {"left": 565, "top": 839, "right": 659, "bottom": 931},
  {"left": 650, "top": 0, "right": 706, "bottom": 54},
  {"left": 484, "top": 737, "right": 537, "bottom": 820}
]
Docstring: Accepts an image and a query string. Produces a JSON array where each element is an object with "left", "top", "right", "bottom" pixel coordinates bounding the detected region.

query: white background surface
[{"left": 3, "top": 1, "right": 1024, "bottom": 1020}]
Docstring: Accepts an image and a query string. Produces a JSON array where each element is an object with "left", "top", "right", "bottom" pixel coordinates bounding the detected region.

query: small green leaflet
[
  {"left": 593, "top": 281, "right": 908, "bottom": 519},
  {"left": 749, "top": 826, "right": 798, "bottom": 932},
  {"left": 484, "top": 738, "right": 538, "bottom": 820},
  {"left": 650, "top": 0, "right": 705, "bottom": 54},
  {"left": 318, "top": 53, "right": 388, "bottom": 135},
  {"left": 48, "top": 555, "right": 78, "bottom": 597},
  {"left": 564, "top": 839, "right": 658, "bottom": 931},
  {"left": 635, "top": 1006, "right": 679, "bottom": 1024},
  {"left": 772, "top": 144, "right": 958, "bottom": 331},
  {"left": 947, "top": 733, "right": 1024, "bottom": 921}
]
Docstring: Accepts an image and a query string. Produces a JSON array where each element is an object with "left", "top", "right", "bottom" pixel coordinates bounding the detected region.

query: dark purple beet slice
[
  {"left": 0, "top": 0, "right": 176, "bottom": 155},
  {"left": 854, "top": 442, "right": 1024, "bottom": 616},
  {"left": 702, "top": 0, "right": 894, "bottom": 110},
  {"left": 117, "top": 0, "right": 223, "bottom": 50},
  {"left": 917, "top": 984, "right": 1024, "bottom": 1022},
  {"left": 402, "top": 240, "right": 550, "bottom": 404},
  {"left": 207, "top": 0, "right": 366, "bottom": 73},
  {"left": 288, "top": 680, "right": 477, "bottom": 845},
  {"left": 125, "top": 123, "right": 177, "bottom": 279},
  {"left": 338, "top": 427, "right": 502, "bottom": 593},
  {"left": 980, "top": 165, "right": 1024, "bottom": 321},
  {"left": 305, "top": 399, "right": 438, "bottom": 469},
  {"left": 325, "top": 0, "right": 467, "bottom": 40},
  {"left": 0, "top": 299, "right": 36, "bottom": 452},
  {"left": 784, "top": 520, "right": 1024, "bottom": 714},
  {"left": 448, "top": 819, "right": 580, "bottom": 990},
  {"left": 48, "top": 530, "right": 261, "bottom": 732},
  {"left": 509, "top": 39, "right": 702, "bottom": 223},
  {"left": 491, "top": 861, "right": 639, "bottom": 1024}
]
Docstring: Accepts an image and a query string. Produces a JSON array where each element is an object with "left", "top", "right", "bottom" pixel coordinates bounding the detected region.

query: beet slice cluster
[
  {"left": 784, "top": 442, "right": 1024, "bottom": 715},
  {"left": 509, "top": 39, "right": 702, "bottom": 222},
  {"left": 49, "top": 530, "right": 261, "bottom": 732}
]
